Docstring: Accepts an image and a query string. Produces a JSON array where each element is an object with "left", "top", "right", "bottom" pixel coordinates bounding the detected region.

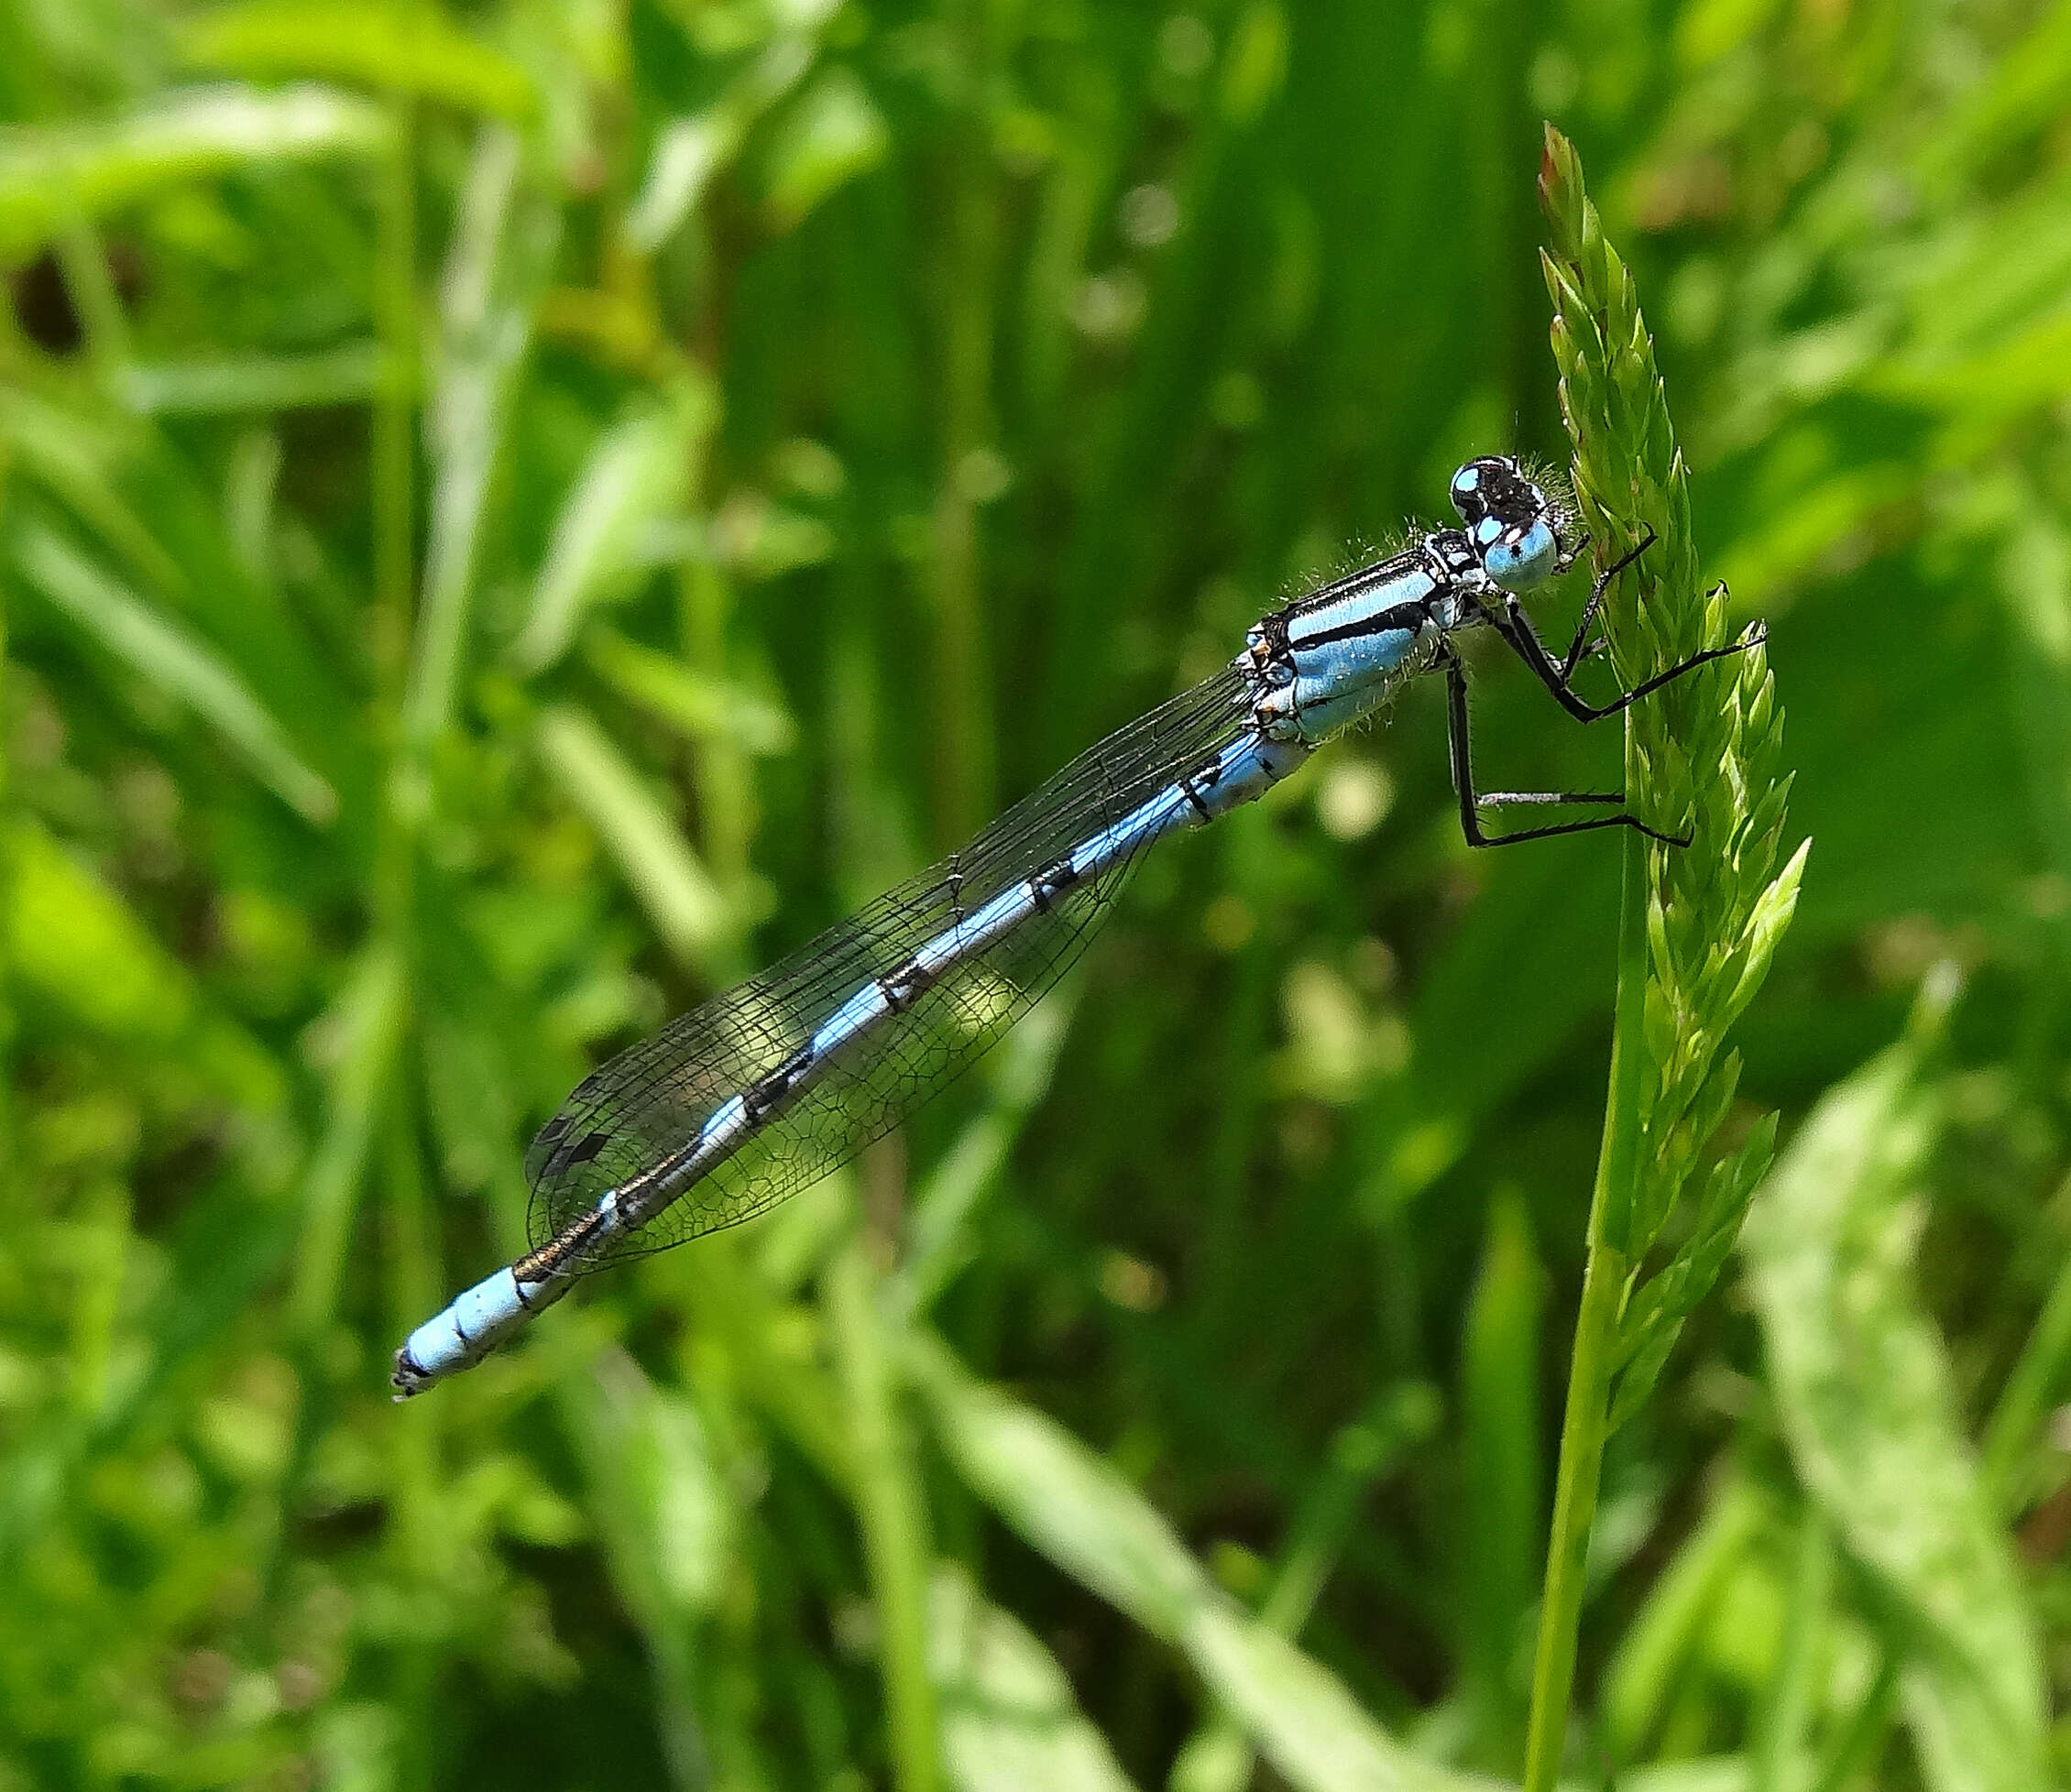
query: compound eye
[
  {"left": 1449, "top": 456, "right": 1506, "bottom": 522},
  {"left": 1485, "top": 518, "right": 1559, "bottom": 589}
]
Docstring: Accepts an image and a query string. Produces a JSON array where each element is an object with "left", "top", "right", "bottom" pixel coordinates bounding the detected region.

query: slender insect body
[{"left": 394, "top": 455, "right": 1754, "bottom": 1396}]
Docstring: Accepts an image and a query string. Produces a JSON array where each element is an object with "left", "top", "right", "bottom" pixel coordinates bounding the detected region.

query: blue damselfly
[{"left": 395, "top": 456, "right": 1757, "bottom": 1394}]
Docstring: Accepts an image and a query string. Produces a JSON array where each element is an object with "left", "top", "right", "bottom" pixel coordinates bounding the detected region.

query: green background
[{"left": 0, "top": 2, "right": 2064, "bottom": 1788}]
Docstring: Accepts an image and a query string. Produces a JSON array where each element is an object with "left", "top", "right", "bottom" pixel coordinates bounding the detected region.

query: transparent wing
[{"left": 525, "top": 663, "right": 1255, "bottom": 1267}]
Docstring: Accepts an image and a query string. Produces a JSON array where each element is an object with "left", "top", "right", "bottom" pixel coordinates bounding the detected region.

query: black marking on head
[{"left": 1450, "top": 456, "right": 1547, "bottom": 536}]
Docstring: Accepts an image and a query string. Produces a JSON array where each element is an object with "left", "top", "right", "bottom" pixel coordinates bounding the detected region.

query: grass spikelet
[{"left": 1522, "top": 126, "right": 1808, "bottom": 1792}]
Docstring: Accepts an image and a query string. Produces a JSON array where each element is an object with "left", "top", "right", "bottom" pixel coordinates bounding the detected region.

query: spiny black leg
[
  {"left": 1477, "top": 788, "right": 1626, "bottom": 808},
  {"left": 1559, "top": 529, "right": 1657, "bottom": 681},
  {"left": 1441, "top": 649, "right": 1691, "bottom": 850},
  {"left": 1501, "top": 597, "right": 1765, "bottom": 725}
]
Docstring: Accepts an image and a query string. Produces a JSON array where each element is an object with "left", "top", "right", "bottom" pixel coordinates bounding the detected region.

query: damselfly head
[{"left": 1448, "top": 455, "right": 1571, "bottom": 592}]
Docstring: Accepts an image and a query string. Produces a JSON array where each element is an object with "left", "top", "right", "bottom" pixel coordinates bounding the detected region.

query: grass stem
[
  {"left": 372, "top": 102, "right": 417, "bottom": 700},
  {"left": 1521, "top": 1202, "right": 1628, "bottom": 1790},
  {"left": 1523, "top": 125, "right": 1800, "bottom": 1789},
  {"left": 828, "top": 1232, "right": 941, "bottom": 1792},
  {"left": 1522, "top": 745, "right": 1649, "bottom": 1792}
]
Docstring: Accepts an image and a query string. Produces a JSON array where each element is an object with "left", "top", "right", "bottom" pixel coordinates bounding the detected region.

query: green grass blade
[
  {"left": 1747, "top": 1513, "right": 1832, "bottom": 1792},
  {"left": 1459, "top": 1192, "right": 1545, "bottom": 1765},
  {"left": 585, "top": 628, "right": 795, "bottom": 758},
  {"left": 758, "top": 70, "right": 891, "bottom": 235},
  {"left": 406, "top": 125, "right": 557, "bottom": 752},
  {"left": 904, "top": 1334, "right": 1480, "bottom": 1792},
  {"left": 289, "top": 939, "right": 405, "bottom": 1340},
  {"left": 1171, "top": 1385, "right": 1441, "bottom": 1792},
  {"left": 930, "top": 1565, "right": 1142, "bottom": 1792},
  {"left": 829, "top": 1238, "right": 942, "bottom": 1792},
  {"left": 0, "top": 84, "right": 389, "bottom": 255},
  {"left": 534, "top": 703, "right": 734, "bottom": 973},
  {"left": 1598, "top": 1481, "right": 1770, "bottom": 1764},
  {"left": 16, "top": 523, "right": 337, "bottom": 822},
  {"left": 622, "top": 0, "right": 839, "bottom": 249},
  {"left": 510, "top": 392, "right": 714, "bottom": 676},
  {"left": 5, "top": 815, "right": 192, "bottom": 1041},
  {"left": 1743, "top": 1041, "right": 2050, "bottom": 1792},
  {"left": 114, "top": 344, "right": 386, "bottom": 415},
  {"left": 181, "top": 2, "right": 536, "bottom": 118}
]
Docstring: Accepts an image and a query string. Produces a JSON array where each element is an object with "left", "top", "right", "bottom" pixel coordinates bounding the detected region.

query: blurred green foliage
[{"left": 0, "top": 3, "right": 2066, "bottom": 1790}]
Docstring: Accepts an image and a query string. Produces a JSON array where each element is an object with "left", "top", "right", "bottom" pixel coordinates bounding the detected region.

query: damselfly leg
[
  {"left": 1441, "top": 642, "right": 1688, "bottom": 849},
  {"left": 1556, "top": 529, "right": 1656, "bottom": 681},
  {"left": 1498, "top": 575, "right": 1763, "bottom": 726},
  {"left": 1443, "top": 564, "right": 1765, "bottom": 849}
]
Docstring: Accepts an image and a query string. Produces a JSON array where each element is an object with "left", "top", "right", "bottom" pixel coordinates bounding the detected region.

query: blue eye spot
[
  {"left": 1486, "top": 519, "right": 1558, "bottom": 588},
  {"left": 1451, "top": 464, "right": 1481, "bottom": 500},
  {"left": 1474, "top": 516, "right": 1502, "bottom": 546}
]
